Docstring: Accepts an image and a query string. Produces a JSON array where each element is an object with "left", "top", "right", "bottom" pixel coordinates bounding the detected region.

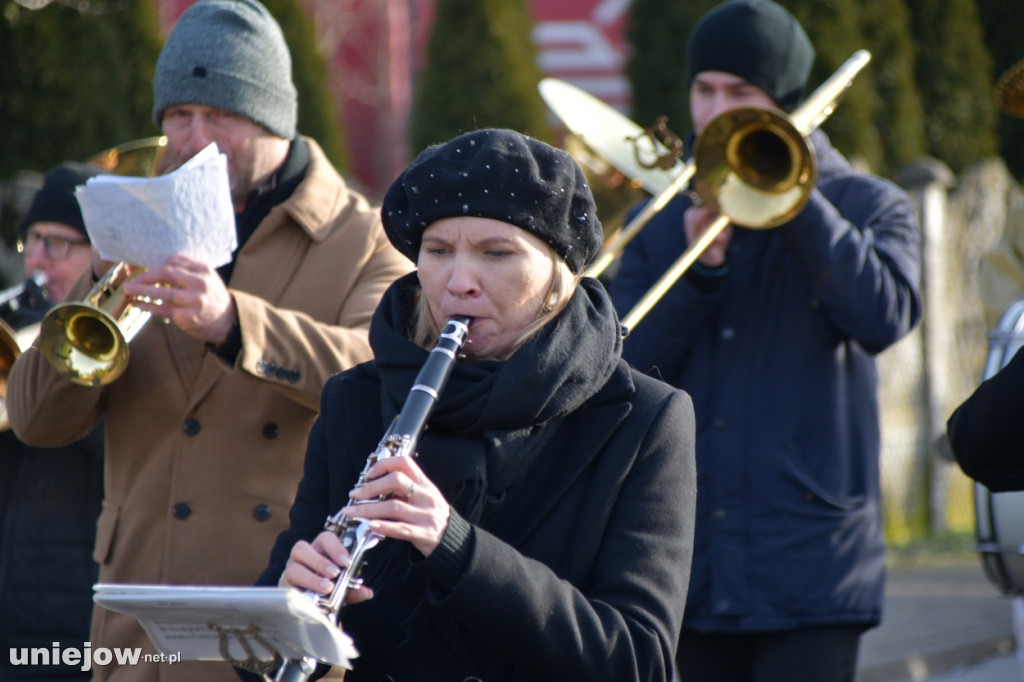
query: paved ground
[
  {"left": 915, "top": 652, "right": 1021, "bottom": 682},
  {"left": 856, "top": 555, "right": 1017, "bottom": 682}
]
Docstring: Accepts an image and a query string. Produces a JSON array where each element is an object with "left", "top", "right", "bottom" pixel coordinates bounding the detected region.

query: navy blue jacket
[{"left": 610, "top": 129, "right": 922, "bottom": 632}]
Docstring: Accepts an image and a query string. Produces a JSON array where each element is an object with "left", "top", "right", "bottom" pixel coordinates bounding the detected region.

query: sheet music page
[
  {"left": 75, "top": 143, "right": 237, "bottom": 268},
  {"left": 93, "top": 584, "right": 357, "bottom": 668}
]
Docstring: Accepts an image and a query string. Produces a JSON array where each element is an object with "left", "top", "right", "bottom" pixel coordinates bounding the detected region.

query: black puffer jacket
[{"left": 0, "top": 411, "right": 104, "bottom": 681}]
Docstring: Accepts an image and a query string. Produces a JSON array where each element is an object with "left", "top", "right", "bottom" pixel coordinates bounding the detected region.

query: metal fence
[{"left": 881, "top": 155, "right": 1024, "bottom": 546}]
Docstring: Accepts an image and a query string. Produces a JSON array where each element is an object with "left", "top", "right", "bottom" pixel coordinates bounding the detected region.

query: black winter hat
[
  {"left": 685, "top": 0, "right": 815, "bottom": 112},
  {"left": 17, "top": 162, "right": 103, "bottom": 239},
  {"left": 381, "top": 128, "right": 603, "bottom": 274}
]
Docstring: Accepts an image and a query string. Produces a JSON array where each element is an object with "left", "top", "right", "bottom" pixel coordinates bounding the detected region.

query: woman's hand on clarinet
[
  {"left": 280, "top": 532, "right": 374, "bottom": 605},
  {"left": 342, "top": 454, "right": 451, "bottom": 558}
]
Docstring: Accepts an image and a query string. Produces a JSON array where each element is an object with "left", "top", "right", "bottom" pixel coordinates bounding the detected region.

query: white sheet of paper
[
  {"left": 93, "top": 583, "right": 357, "bottom": 668},
  {"left": 75, "top": 143, "right": 237, "bottom": 268}
]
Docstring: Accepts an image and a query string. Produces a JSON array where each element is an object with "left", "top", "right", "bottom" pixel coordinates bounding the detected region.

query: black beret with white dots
[{"left": 381, "top": 128, "right": 604, "bottom": 274}]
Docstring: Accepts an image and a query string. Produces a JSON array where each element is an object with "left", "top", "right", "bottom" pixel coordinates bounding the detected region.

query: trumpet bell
[
  {"left": 0, "top": 320, "right": 21, "bottom": 431},
  {"left": 0, "top": 319, "right": 42, "bottom": 430},
  {"left": 39, "top": 263, "right": 151, "bottom": 387},
  {"left": 692, "top": 106, "right": 816, "bottom": 229},
  {"left": 40, "top": 304, "right": 131, "bottom": 386}
]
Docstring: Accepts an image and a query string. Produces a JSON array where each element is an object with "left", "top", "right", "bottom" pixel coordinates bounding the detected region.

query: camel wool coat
[{"left": 7, "top": 138, "right": 411, "bottom": 682}]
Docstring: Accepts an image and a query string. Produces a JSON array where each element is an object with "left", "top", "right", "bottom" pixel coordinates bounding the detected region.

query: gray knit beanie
[
  {"left": 152, "top": 0, "right": 297, "bottom": 139},
  {"left": 685, "top": 0, "right": 814, "bottom": 112}
]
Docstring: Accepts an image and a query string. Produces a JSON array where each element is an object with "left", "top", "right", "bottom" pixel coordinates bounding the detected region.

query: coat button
[
  {"left": 172, "top": 503, "right": 191, "bottom": 519},
  {"left": 262, "top": 423, "right": 279, "bottom": 439},
  {"left": 183, "top": 419, "right": 200, "bottom": 436},
  {"left": 253, "top": 504, "right": 272, "bottom": 521},
  {"left": 712, "top": 417, "right": 727, "bottom": 430}
]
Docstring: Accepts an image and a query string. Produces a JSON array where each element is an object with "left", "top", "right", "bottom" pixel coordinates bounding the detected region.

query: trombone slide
[{"left": 620, "top": 214, "right": 731, "bottom": 332}]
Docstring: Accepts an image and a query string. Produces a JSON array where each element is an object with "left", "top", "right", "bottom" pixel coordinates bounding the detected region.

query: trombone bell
[
  {"left": 692, "top": 106, "right": 815, "bottom": 228},
  {"left": 39, "top": 263, "right": 151, "bottom": 387},
  {"left": 563, "top": 132, "right": 649, "bottom": 243},
  {"left": 538, "top": 78, "right": 687, "bottom": 241}
]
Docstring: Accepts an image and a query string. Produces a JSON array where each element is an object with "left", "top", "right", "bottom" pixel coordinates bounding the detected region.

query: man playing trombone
[
  {"left": 6, "top": 1, "right": 410, "bottom": 680},
  {"left": 608, "top": 1, "right": 923, "bottom": 679}
]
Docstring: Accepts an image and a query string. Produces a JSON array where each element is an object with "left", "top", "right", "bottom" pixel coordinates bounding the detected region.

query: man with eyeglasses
[
  {"left": 12, "top": 164, "right": 98, "bottom": 307},
  {"left": 0, "top": 162, "right": 104, "bottom": 682}
]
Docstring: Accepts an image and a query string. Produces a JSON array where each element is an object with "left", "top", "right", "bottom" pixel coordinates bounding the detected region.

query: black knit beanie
[
  {"left": 17, "top": 163, "right": 103, "bottom": 239},
  {"left": 381, "top": 129, "right": 604, "bottom": 274},
  {"left": 685, "top": 0, "right": 815, "bottom": 112},
  {"left": 152, "top": 0, "right": 297, "bottom": 139}
]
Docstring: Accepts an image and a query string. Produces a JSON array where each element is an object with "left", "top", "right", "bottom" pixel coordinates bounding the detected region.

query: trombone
[
  {"left": 564, "top": 50, "right": 871, "bottom": 332},
  {"left": 38, "top": 137, "right": 167, "bottom": 387},
  {"left": 619, "top": 50, "right": 871, "bottom": 331}
]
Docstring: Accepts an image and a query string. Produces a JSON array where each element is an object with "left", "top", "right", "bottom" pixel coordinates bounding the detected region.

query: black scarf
[
  {"left": 367, "top": 271, "right": 622, "bottom": 522},
  {"left": 359, "top": 272, "right": 622, "bottom": 647},
  {"left": 217, "top": 136, "right": 310, "bottom": 284}
]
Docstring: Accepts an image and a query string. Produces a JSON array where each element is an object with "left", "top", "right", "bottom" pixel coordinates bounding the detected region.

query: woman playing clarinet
[{"left": 257, "top": 128, "right": 697, "bottom": 682}]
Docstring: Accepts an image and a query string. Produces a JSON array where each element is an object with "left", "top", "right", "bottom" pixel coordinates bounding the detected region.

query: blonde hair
[{"left": 412, "top": 248, "right": 580, "bottom": 359}]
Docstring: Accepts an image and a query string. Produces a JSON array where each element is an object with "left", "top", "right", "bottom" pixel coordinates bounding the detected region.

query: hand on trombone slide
[{"left": 684, "top": 203, "right": 733, "bottom": 269}]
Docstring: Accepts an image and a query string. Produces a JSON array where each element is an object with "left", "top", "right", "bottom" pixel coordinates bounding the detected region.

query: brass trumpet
[
  {"left": 38, "top": 137, "right": 167, "bottom": 386},
  {"left": 40, "top": 262, "right": 151, "bottom": 387},
  {"left": 602, "top": 50, "right": 872, "bottom": 331}
]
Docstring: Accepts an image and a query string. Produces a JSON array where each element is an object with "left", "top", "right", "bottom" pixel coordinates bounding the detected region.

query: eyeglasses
[{"left": 17, "top": 232, "right": 90, "bottom": 261}]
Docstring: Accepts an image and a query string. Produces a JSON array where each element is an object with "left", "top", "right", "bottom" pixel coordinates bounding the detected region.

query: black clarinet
[{"left": 273, "top": 317, "right": 471, "bottom": 682}]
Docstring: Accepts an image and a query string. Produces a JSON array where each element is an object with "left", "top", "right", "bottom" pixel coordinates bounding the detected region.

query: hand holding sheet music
[{"left": 75, "top": 143, "right": 237, "bottom": 269}]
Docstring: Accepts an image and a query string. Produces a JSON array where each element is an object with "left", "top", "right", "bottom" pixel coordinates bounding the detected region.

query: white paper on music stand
[
  {"left": 93, "top": 584, "right": 357, "bottom": 668},
  {"left": 75, "top": 143, "right": 237, "bottom": 269}
]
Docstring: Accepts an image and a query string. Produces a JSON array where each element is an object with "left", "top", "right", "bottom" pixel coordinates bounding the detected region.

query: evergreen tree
[
  {"left": 848, "top": 0, "right": 927, "bottom": 176},
  {"left": 975, "top": 0, "right": 1024, "bottom": 182},
  {"left": 0, "top": 0, "right": 163, "bottom": 248},
  {"left": 625, "top": 0, "right": 917, "bottom": 178},
  {"left": 0, "top": 0, "right": 162, "bottom": 175},
  {"left": 262, "top": 0, "right": 348, "bottom": 172},
  {"left": 625, "top": 0, "right": 711, "bottom": 141},
  {"left": 408, "top": 0, "right": 552, "bottom": 155},
  {"left": 903, "top": 0, "right": 998, "bottom": 174},
  {"left": 777, "top": 0, "right": 884, "bottom": 173}
]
